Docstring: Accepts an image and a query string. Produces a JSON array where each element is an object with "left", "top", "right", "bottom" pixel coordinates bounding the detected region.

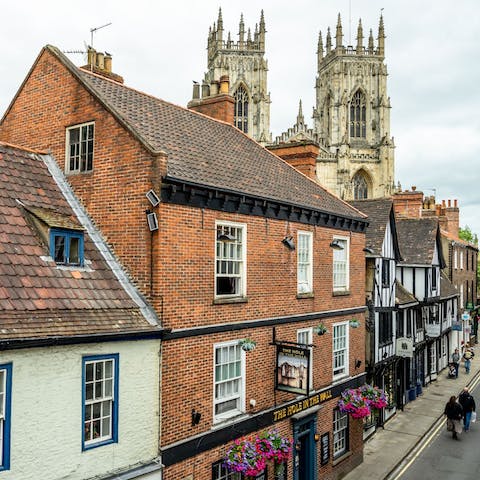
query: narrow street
[{"left": 395, "top": 375, "right": 480, "bottom": 480}]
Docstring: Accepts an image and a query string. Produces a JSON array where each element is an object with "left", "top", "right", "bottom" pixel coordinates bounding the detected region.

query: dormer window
[{"left": 50, "top": 228, "right": 84, "bottom": 266}]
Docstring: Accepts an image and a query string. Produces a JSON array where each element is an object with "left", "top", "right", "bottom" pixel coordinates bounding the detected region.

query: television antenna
[{"left": 90, "top": 22, "right": 112, "bottom": 48}]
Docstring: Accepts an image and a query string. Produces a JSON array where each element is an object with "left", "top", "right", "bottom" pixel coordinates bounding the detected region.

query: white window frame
[
  {"left": 333, "top": 237, "right": 349, "bottom": 292},
  {"left": 215, "top": 221, "right": 247, "bottom": 299},
  {"left": 460, "top": 250, "right": 464, "bottom": 270},
  {"left": 212, "top": 460, "right": 242, "bottom": 480},
  {"left": 65, "top": 122, "right": 95, "bottom": 174},
  {"left": 454, "top": 250, "right": 458, "bottom": 269},
  {"left": 213, "top": 341, "right": 245, "bottom": 423},
  {"left": 333, "top": 322, "right": 349, "bottom": 380},
  {"left": 333, "top": 409, "right": 348, "bottom": 458},
  {"left": 297, "top": 328, "right": 313, "bottom": 390},
  {"left": 460, "top": 284, "right": 464, "bottom": 309},
  {"left": 297, "top": 231, "right": 313, "bottom": 294},
  {"left": 83, "top": 355, "right": 118, "bottom": 449}
]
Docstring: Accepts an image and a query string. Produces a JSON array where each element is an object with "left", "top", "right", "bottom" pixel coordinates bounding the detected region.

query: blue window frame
[
  {"left": 50, "top": 228, "right": 84, "bottom": 266},
  {"left": 82, "top": 354, "right": 119, "bottom": 451},
  {"left": 0, "top": 363, "right": 12, "bottom": 471}
]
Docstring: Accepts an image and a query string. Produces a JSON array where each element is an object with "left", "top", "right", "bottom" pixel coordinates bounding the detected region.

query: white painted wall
[{"left": 1, "top": 340, "right": 160, "bottom": 480}]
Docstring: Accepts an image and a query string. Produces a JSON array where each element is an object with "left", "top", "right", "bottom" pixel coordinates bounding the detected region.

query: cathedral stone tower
[
  {"left": 194, "top": 9, "right": 272, "bottom": 145},
  {"left": 312, "top": 14, "right": 395, "bottom": 200}
]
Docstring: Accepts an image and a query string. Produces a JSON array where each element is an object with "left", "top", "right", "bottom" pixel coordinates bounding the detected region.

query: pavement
[{"left": 342, "top": 349, "right": 480, "bottom": 480}]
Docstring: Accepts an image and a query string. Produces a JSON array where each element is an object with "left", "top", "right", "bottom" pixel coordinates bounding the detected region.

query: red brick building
[{"left": 0, "top": 46, "right": 369, "bottom": 480}]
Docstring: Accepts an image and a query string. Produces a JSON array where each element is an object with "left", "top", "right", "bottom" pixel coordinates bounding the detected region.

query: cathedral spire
[
  {"left": 326, "top": 27, "right": 332, "bottom": 53},
  {"left": 296, "top": 100, "right": 305, "bottom": 126},
  {"left": 227, "top": 31, "right": 232, "bottom": 48},
  {"left": 247, "top": 27, "right": 252, "bottom": 46},
  {"left": 356, "top": 19, "right": 363, "bottom": 54},
  {"left": 239, "top": 13, "right": 245, "bottom": 49},
  {"left": 368, "top": 28, "right": 374, "bottom": 54},
  {"left": 335, "top": 13, "right": 343, "bottom": 51},
  {"left": 378, "top": 13, "right": 385, "bottom": 57},
  {"left": 317, "top": 31, "right": 324, "bottom": 69}
]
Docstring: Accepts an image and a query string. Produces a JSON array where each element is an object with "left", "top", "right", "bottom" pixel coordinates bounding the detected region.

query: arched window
[
  {"left": 349, "top": 90, "right": 366, "bottom": 139},
  {"left": 234, "top": 86, "right": 249, "bottom": 133},
  {"left": 353, "top": 171, "right": 369, "bottom": 199}
]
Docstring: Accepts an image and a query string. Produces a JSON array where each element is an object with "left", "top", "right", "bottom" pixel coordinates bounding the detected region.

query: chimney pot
[
  {"left": 411, "top": 186, "right": 416, "bottom": 191},
  {"left": 96, "top": 52, "right": 105, "bottom": 70},
  {"left": 104, "top": 54, "right": 112, "bottom": 73},
  {"left": 210, "top": 81, "right": 219, "bottom": 96},
  {"left": 448, "top": 199, "right": 451, "bottom": 207},
  {"left": 87, "top": 47, "right": 96, "bottom": 68},
  {"left": 201, "top": 82, "right": 210, "bottom": 98},
  {"left": 219, "top": 75, "right": 230, "bottom": 94},
  {"left": 192, "top": 82, "right": 200, "bottom": 100},
  {"left": 454, "top": 199, "right": 458, "bottom": 208}
]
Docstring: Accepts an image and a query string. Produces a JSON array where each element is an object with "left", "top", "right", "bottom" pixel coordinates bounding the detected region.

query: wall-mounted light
[
  {"left": 355, "top": 359, "right": 362, "bottom": 369},
  {"left": 314, "top": 433, "right": 320, "bottom": 442},
  {"left": 191, "top": 408, "right": 202, "bottom": 426},
  {"left": 146, "top": 189, "right": 160, "bottom": 207},
  {"left": 146, "top": 209, "right": 159, "bottom": 231},
  {"left": 282, "top": 236, "right": 295, "bottom": 250},
  {"left": 363, "top": 247, "right": 374, "bottom": 254},
  {"left": 329, "top": 239, "right": 344, "bottom": 250}
]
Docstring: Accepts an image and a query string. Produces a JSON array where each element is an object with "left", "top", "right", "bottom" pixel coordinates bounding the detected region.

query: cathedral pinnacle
[
  {"left": 335, "top": 13, "right": 343, "bottom": 50},
  {"left": 217, "top": 8, "right": 223, "bottom": 45},
  {"left": 368, "top": 29, "right": 374, "bottom": 54},
  {"left": 317, "top": 31, "right": 324, "bottom": 67},
  {"left": 356, "top": 19, "right": 363, "bottom": 54},
  {"left": 296, "top": 100, "right": 305, "bottom": 126},
  {"left": 378, "top": 13, "right": 385, "bottom": 57},
  {"left": 259, "top": 10, "right": 266, "bottom": 50},
  {"left": 239, "top": 13, "right": 245, "bottom": 47},
  {"left": 326, "top": 27, "right": 332, "bottom": 52}
]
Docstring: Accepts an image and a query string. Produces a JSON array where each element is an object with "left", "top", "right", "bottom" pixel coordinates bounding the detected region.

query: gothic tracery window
[
  {"left": 234, "top": 86, "right": 249, "bottom": 134},
  {"left": 349, "top": 90, "right": 366, "bottom": 139},
  {"left": 353, "top": 171, "right": 369, "bottom": 199}
]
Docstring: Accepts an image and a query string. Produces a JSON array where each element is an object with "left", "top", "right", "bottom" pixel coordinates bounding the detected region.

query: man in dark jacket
[{"left": 458, "top": 387, "right": 476, "bottom": 431}]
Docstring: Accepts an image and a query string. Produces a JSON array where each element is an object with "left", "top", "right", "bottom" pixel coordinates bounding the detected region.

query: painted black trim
[
  {"left": 163, "top": 307, "right": 367, "bottom": 340},
  {"left": 0, "top": 330, "right": 165, "bottom": 351},
  {"left": 161, "top": 374, "right": 366, "bottom": 468},
  {"left": 161, "top": 176, "right": 368, "bottom": 234}
]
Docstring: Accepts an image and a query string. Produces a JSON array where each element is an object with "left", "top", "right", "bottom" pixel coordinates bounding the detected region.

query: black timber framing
[{"left": 161, "top": 176, "right": 368, "bottom": 234}]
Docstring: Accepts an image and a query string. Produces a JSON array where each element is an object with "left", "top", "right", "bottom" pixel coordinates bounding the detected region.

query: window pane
[
  {"left": 69, "top": 237, "right": 80, "bottom": 264},
  {"left": 54, "top": 235, "right": 66, "bottom": 263}
]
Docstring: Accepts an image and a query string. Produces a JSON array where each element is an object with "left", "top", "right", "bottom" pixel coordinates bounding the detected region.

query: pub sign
[{"left": 275, "top": 344, "right": 310, "bottom": 395}]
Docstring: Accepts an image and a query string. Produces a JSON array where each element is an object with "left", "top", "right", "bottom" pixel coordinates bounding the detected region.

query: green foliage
[{"left": 459, "top": 225, "right": 478, "bottom": 245}]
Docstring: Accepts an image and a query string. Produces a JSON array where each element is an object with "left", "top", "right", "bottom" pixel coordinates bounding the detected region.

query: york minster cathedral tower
[
  {"left": 190, "top": 9, "right": 272, "bottom": 145},
  {"left": 313, "top": 14, "right": 395, "bottom": 199}
]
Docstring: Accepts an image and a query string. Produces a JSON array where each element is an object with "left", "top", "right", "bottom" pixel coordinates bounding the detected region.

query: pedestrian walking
[
  {"left": 452, "top": 348, "right": 460, "bottom": 378},
  {"left": 458, "top": 387, "right": 476, "bottom": 432},
  {"left": 444, "top": 395, "right": 463, "bottom": 439},
  {"left": 463, "top": 348, "right": 474, "bottom": 374}
]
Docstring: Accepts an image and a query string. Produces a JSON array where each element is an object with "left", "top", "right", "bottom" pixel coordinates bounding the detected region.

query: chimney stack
[
  {"left": 392, "top": 186, "right": 423, "bottom": 218},
  {"left": 81, "top": 47, "right": 124, "bottom": 83},
  {"left": 187, "top": 76, "right": 234, "bottom": 125}
]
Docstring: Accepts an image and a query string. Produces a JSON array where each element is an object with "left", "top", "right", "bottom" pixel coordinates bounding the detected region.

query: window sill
[
  {"left": 333, "top": 290, "right": 350, "bottom": 297},
  {"left": 332, "top": 450, "right": 352, "bottom": 466},
  {"left": 213, "top": 296, "right": 248, "bottom": 305},
  {"left": 297, "top": 292, "right": 314, "bottom": 299}
]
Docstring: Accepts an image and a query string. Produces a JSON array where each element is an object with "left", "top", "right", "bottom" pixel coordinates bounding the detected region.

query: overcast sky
[{"left": 1, "top": 0, "right": 479, "bottom": 236}]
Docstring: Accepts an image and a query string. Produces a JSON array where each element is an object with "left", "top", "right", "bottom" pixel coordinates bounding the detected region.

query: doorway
[{"left": 293, "top": 415, "right": 317, "bottom": 480}]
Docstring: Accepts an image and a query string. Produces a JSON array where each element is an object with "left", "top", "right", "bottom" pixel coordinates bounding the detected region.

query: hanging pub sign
[
  {"left": 275, "top": 344, "right": 310, "bottom": 395},
  {"left": 395, "top": 337, "right": 413, "bottom": 358},
  {"left": 425, "top": 322, "right": 441, "bottom": 338},
  {"left": 452, "top": 321, "right": 463, "bottom": 331}
]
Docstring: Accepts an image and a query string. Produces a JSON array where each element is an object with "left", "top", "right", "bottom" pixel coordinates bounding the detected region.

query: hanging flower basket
[
  {"left": 359, "top": 384, "right": 388, "bottom": 409},
  {"left": 314, "top": 323, "right": 328, "bottom": 335},
  {"left": 349, "top": 319, "right": 361, "bottom": 329},
  {"left": 338, "top": 384, "right": 388, "bottom": 418},
  {"left": 224, "top": 429, "right": 292, "bottom": 478},
  {"left": 239, "top": 338, "right": 257, "bottom": 352}
]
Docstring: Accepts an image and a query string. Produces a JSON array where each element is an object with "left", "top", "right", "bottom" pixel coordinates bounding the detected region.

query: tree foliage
[{"left": 459, "top": 225, "right": 478, "bottom": 245}]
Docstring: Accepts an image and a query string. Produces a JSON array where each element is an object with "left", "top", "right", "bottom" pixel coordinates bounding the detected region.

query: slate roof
[
  {"left": 349, "top": 198, "right": 401, "bottom": 259},
  {"left": 0, "top": 142, "right": 159, "bottom": 340},
  {"left": 395, "top": 281, "right": 419, "bottom": 307},
  {"left": 43, "top": 46, "right": 365, "bottom": 223},
  {"left": 440, "top": 271, "right": 458, "bottom": 300},
  {"left": 396, "top": 217, "right": 441, "bottom": 266}
]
